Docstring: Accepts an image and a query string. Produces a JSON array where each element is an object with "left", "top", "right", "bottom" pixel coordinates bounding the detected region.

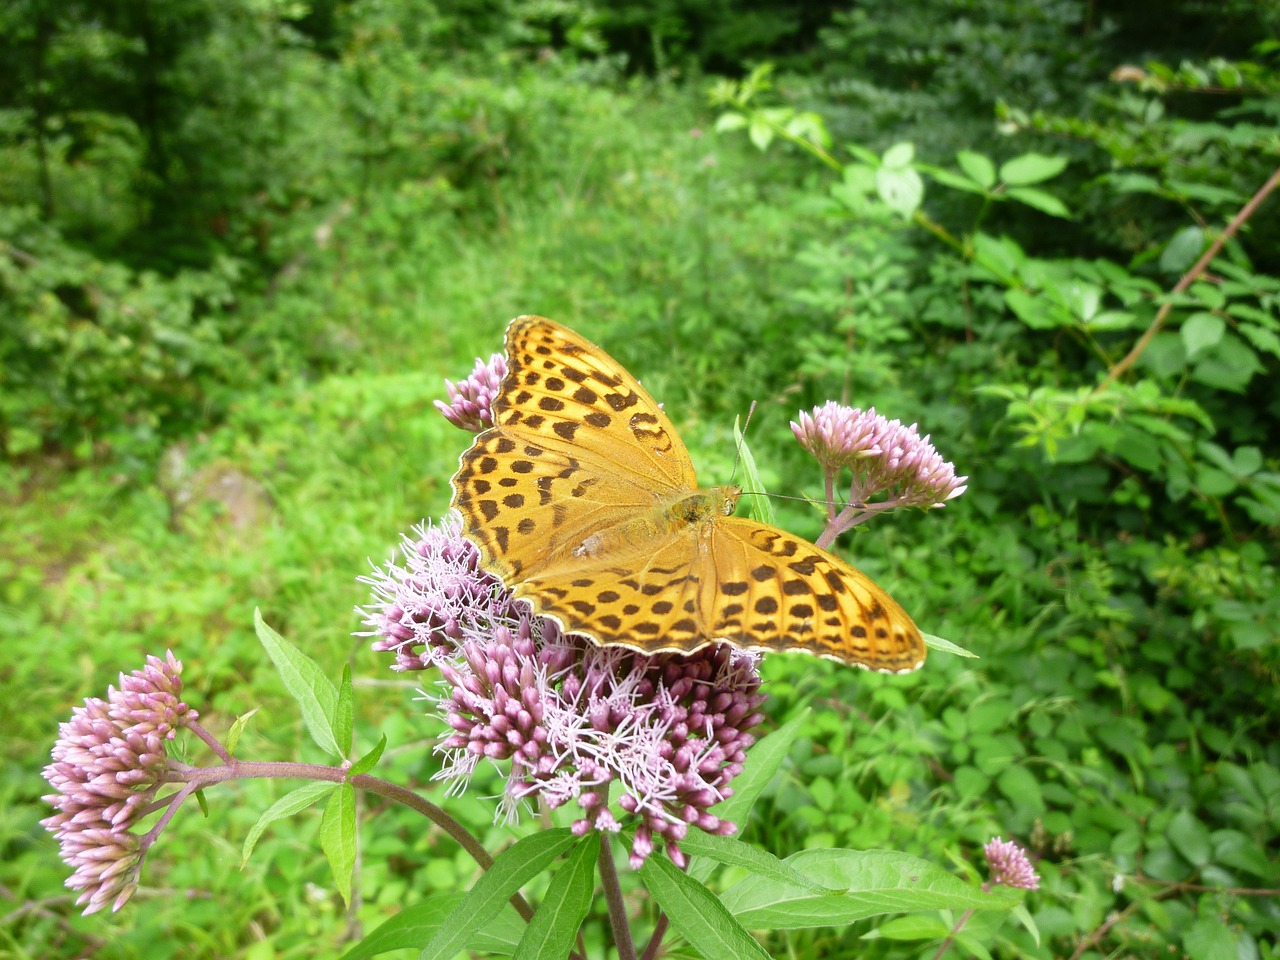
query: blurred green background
[{"left": 2, "top": 1, "right": 1277, "bottom": 957}]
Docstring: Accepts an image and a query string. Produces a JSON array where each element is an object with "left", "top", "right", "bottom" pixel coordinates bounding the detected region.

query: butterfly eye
[{"left": 722, "top": 498, "right": 734, "bottom": 516}]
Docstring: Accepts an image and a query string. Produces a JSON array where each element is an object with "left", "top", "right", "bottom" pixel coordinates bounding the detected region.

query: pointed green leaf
[
  {"left": 679, "top": 834, "right": 830, "bottom": 892},
  {"left": 924, "top": 633, "right": 979, "bottom": 658},
  {"left": 242, "top": 781, "right": 337, "bottom": 866},
  {"left": 882, "top": 142, "right": 915, "bottom": 169},
  {"left": 734, "top": 417, "right": 774, "bottom": 526},
  {"left": 999, "top": 153, "right": 1068, "bottom": 185},
  {"left": 350, "top": 735, "right": 388, "bottom": 777},
  {"left": 336, "top": 664, "right": 354, "bottom": 757},
  {"left": 225, "top": 706, "right": 259, "bottom": 757},
  {"left": 711, "top": 709, "right": 806, "bottom": 827},
  {"left": 341, "top": 894, "right": 525, "bottom": 960},
  {"left": 957, "top": 151, "right": 996, "bottom": 189},
  {"left": 254, "top": 609, "right": 341, "bottom": 757},
  {"left": 321, "top": 783, "right": 357, "bottom": 905},
  {"left": 720, "top": 849, "right": 1017, "bottom": 929},
  {"left": 418, "top": 829, "right": 579, "bottom": 960},
  {"left": 1181, "top": 312, "right": 1225, "bottom": 359},
  {"left": 513, "top": 834, "right": 599, "bottom": 960},
  {"left": 1005, "top": 187, "right": 1071, "bottom": 219},
  {"left": 1168, "top": 809, "right": 1212, "bottom": 866},
  {"left": 876, "top": 167, "right": 924, "bottom": 217},
  {"left": 640, "top": 854, "right": 771, "bottom": 960}
]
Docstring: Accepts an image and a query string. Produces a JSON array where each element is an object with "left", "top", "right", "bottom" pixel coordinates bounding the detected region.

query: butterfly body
[{"left": 451, "top": 317, "right": 926, "bottom": 673}]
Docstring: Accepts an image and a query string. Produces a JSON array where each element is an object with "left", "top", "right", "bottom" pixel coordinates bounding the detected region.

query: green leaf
[
  {"left": 254, "top": 608, "right": 341, "bottom": 757},
  {"left": 876, "top": 167, "right": 924, "bottom": 217},
  {"left": 336, "top": 664, "right": 354, "bottom": 757},
  {"left": 923, "top": 633, "right": 979, "bottom": 658},
  {"left": 882, "top": 142, "right": 915, "bottom": 169},
  {"left": 242, "top": 781, "right": 336, "bottom": 866},
  {"left": 734, "top": 416, "right": 774, "bottom": 527},
  {"left": 321, "top": 783, "right": 357, "bottom": 906},
  {"left": 714, "top": 112, "right": 748, "bottom": 133},
  {"left": 513, "top": 833, "right": 598, "bottom": 960},
  {"left": 679, "top": 834, "right": 832, "bottom": 893},
  {"left": 919, "top": 164, "right": 988, "bottom": 194},
  {"left": 709, "top": 710, "right": 807, "bottom": 831},
  {"left": 956, "top": 151, "right": 996, "bottom": 189},
  {"left": 350, "top": 735, "right": 387, "bottom": 777},
  {"left": 1168, "top": 809, "right": 1212, "bottom": 866},
  {"left": 719, "top": 849, "right": 1017, "bottom": 928},
  {"left": 1181, "top": 312, "right": 1225, "bottom": 359},
  {"left": 748, "top": 119, "right": 774, "bottom": 151},
  {"left": 995, "top": 766, "right": 1045, "bottom": 813},
  {"left": 639, "top": 853, "right": 771, "bottom": 960},
  {"left": 1161, "top": 226, "right": 1206, "bottom": 274},
  {"left": 868, "top": 914, "right": 952, "bottom": 940},
  {"left": 341, "top": 894, "right": 525, "bottom": 960},
  {"left": 418, "top": 829, "right": 579, "bottom": 960},
  {"left": 1183, "top": 917, "right": 1239, "bottom": 960},
  {"left": 690, "top": 711, "right": 808, "bottom": 883},
  {"left": 999, "top": 153, "right": 1068, "bottom": 185},
  {"left": 225, "top": 706, "right": 259, "bottom": 757},
  {"left": 1005, "top": 187, "right": 1071, "bottom": 219}
]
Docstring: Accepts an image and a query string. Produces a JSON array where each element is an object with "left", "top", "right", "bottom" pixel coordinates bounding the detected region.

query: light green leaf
[
  {"left": 1168, "top": 809, "right": 1212, "bottom": 866},
  {"left": 1181, "top": 312, "right": 1225, "bottom": 359},
  {"left": 1161, "top": 226, "right": 1206, "bottom": 274},
  {"left": 254, "top": 609, "right": 341, "bottom": 757},
  {"left": 419, "top": 830, "right": 579, "bottom": 960},
  {"left": 720, "top": 849, "right": 1017, "bottom": 929},
  {"left": 692, "top": 711, "right": 809, "bottom": 883},
  {"left": 241, "top": 781, "right": 336, "bottom": 866},
  {"left": 999, "top": 153, "right": 1068, "bottom": 185},
  {"left": 956, "top": 151, "right": 996, "bottom": 188},
  {"left": 1183, "top": 917, "right": 1239, "bottom": 960},
  {"left": 321, "top": 783, "right": 357, "bottom": 905},
  {"left": 748, "top": 119, "right": 774, "bottom": 151},
  {"left": 225, "top": 706, "right": 259, "bottom": 757},
  {"left": 866, "top": 914, "right": 952, "bottom": 940},
  {"left": 1005, "top": 187, "right": 1071, "bottom": 219},
  {"left": 513, "top": 833, "right": 598, "bottom": 960},
  {"left": 882, "top": 142, "right": 915, "bottom": 169},
  {"left": 679, "top": 834, "right": 832, "bottom": 893},
  {"left": 996, "top": 765, "right": 1045, "bottom": 813},
  {"left": 336, "top": 664, "right": 354, "bottom": 757},
  {"left": 341, "top": 894, "right": 525, "bottom": 960},
  {"left": 714, "top": 112, "right": 748, "bottom": 133},
  {"left": 876, "top": 166, "right": 924, "bottom": 217},
  {"left": 924, "top": 633, "right": 979, "bottom": 658},
  {"left": 350, "top": 735, "right": 387, "bottom": 777},
  {"left": 640, "top": 854, "right": 771, "bottom": 960},
  {"left": 734, "top": 416, "right": 774, "bottom": 526}
]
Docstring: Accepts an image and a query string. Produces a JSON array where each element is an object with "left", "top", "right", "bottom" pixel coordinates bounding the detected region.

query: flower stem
[{"left": 598, "top": 837, "right": 638, "bottom": 960}]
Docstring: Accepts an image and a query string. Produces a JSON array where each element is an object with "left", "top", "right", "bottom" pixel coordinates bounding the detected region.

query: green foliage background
[{"left": 2, "top": 0, "right": 1277, "bottom": 957}]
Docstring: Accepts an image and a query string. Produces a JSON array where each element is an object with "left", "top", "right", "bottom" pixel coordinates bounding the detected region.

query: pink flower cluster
[
  {"left": 359, "top": 516, "right": 767, "bottom": 868},
  {"left": 40, "top": 653, "right": 196, "bottom": 914},
  {"left": 984, "top": 836, "right": 1041, "bottom": 891},
  {"left": 434, "top": 352, "right": 509, "bottom": 433},
  {"left": 791, "top": 402, "right": 967, "bottom": 511}
]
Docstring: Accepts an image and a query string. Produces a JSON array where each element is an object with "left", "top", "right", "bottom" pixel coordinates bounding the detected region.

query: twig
[{"left": 1097, "top": 165, "right": 1280, "bottom": 391}]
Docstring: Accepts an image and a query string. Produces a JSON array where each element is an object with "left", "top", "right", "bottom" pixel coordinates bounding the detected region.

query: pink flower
[
  {"left": 41, "top": 653, "right": 196, "bottom": 914},
  {"left": 360, "top": 518, "right": 767, "bottom": 868},
  {"left": 435, "top": 353, "right": 509, "bottom": 433},
  {"left": 792, "top": 402, "right": 967, "bottom": 512},
  {"left": 984, "top": 836, "right": 1040, "bottom": 891}
]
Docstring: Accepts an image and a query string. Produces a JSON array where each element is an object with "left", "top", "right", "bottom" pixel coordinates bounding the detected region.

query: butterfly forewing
[{"left": 450, "top": 316, "right": 926, "bottom": 673}]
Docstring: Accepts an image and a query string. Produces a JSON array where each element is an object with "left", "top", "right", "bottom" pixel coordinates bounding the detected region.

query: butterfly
[{"left": 450, "top": 317, "right": 925, "bottom": 672}]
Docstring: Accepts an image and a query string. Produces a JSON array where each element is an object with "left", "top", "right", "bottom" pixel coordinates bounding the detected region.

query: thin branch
[
  {"left": 1098, "top": 165, "right": 1280, "bottom": 391},
  {"left": 598, "top": 837, "right": 638, "bottom": 960}
]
